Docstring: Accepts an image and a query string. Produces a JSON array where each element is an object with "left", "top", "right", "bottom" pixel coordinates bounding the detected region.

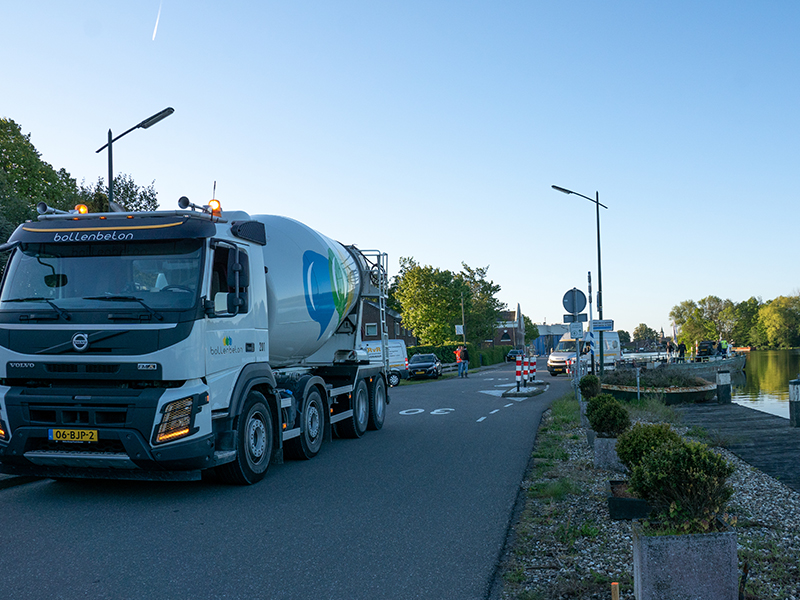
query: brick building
[{"left": 360, "top": 301, "right": 417, "bottom": 346}]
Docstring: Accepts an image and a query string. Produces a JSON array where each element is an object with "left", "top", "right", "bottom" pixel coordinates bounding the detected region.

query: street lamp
[
  {"left": 96, "top": 107, "right": 174, "bottom": 207},
  {"left": 551, "top": 184, "right": 609, "bottom": 373}
]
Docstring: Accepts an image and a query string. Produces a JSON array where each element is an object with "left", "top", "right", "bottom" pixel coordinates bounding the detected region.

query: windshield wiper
[
  {"left": 4, "top": 297, "right": 71, "bottom": 320},
  {"left": 83, "top": 296, "right": 163, "bottom": 321}
]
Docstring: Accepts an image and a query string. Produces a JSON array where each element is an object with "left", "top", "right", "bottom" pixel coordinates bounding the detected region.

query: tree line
[
  {"left": 615, "top": 295, "right": 800, "bottom": 350},
  {"left": 670, "top": 295, "right": 800, "bottom": 349},
  {"left": 1, "top": 118, "right": 159, "bottom": 272}
]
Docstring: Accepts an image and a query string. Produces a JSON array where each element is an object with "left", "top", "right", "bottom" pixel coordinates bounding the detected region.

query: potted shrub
[
  {"left": 629, "top": 438, "right": 738, "bottom": 600},
  {"left": 606, "top": 423, "right": 682, "bottom": 520},
  {"left": 586, "top": 394, "right": 630, "bottom": 472}
]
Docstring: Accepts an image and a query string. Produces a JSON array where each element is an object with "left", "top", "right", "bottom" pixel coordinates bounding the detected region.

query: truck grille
[{"left": 27, "top": 404, "right": 128, "bottom": 426}]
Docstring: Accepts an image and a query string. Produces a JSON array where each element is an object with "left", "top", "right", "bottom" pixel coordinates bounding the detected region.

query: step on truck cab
[{"left": 0, "top": 197, "right": 391, "bottom": 484}]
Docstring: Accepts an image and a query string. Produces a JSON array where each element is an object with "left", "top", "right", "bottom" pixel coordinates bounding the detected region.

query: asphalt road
[{"left": 0, "top": 361, "right": 570, "bottom": 600}]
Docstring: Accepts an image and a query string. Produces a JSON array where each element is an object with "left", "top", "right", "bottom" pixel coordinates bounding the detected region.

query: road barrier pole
[
  {"left": 516, "top": 356, "right": 522, "bottom": 392},
  {"left": 523, "top": 356, "right": 529, "bottom": 387}
]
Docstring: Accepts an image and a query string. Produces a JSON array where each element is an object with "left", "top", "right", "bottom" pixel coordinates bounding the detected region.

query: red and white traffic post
[
  {"left": 522, "top": 356, "right": 529, "bottom": 387},
  {"left": 516, "top": 355, "right": 522, "bottom": 392}
]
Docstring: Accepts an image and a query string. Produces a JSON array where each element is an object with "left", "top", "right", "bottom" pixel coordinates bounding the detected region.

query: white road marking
[{"left": 477, "top": 417, "right": 487, "bottom": 422}]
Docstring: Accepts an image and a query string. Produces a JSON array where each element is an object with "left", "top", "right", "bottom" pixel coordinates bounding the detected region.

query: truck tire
[
  {"left": 338, "top": 379, "right": 369, "bottom": 438},
  {"left": 368, "top": 377, "right": 387, "bottom": 431},
  {"left": 285, "top": 388, "right": 324, "bottom": 460},
  {"left": 217, "top": 391, "right": 273, "bottom": 485}
]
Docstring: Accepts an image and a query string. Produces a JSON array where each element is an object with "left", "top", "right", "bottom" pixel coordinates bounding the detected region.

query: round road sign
[{"left": 562, "top": 288, "right": 587, "bottom": 314}]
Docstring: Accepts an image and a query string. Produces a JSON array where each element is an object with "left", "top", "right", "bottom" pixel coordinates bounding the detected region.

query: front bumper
[{"left": 0, "top": 427, "right": 215, "bottom": 480}]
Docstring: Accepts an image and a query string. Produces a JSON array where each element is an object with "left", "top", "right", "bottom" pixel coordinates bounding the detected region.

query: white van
[
  {"left": 547, "top": 331, "right": 621, "bottom": 376},
  {"left": 363, "top": 339, "right": 409, "bottom": 386}
]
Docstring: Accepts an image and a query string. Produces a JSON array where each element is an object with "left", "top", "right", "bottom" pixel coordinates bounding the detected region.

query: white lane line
[
  {"left": 477, "top": 416, "right": 487, "bottom": 422},
  {"left": 490, "top": 409, "right": 500, "bottom": 414},
  {"left": 504, "top": 403, "right": 513, "bottom": 407}
]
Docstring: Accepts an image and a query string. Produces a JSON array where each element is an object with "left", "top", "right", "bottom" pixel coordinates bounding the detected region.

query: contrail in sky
[{"left": 152, "top": 2, "right": 162, "bottom": 41}]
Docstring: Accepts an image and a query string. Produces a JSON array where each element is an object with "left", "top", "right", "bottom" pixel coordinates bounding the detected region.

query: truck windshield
[
  {"left": 555, "top": 340, "right": 578, "bottom": 352},
  {"left": 0, "top": 240, "right": 203, "bottom": 312}
]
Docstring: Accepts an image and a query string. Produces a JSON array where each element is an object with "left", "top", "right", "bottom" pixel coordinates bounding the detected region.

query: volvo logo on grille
[{"left": 72, "top": 333, "right": 89, "bottom": 352}]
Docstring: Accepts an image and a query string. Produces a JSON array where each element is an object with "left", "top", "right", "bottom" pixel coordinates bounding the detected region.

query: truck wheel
[
  {"left": 285, "top": 388, "right": 324, "bottom": 460},
  {"left": 368, "top": 377, "right": 387, "bottom": 431},
  {"left": 387, "top": 372, "right": 401, "bottom": 387},
  {"left": 217, "top": 391, "right": 273, "bottom": 485},
  {"left": 338, "top": 379, "right": 369, "bottom": 438}
]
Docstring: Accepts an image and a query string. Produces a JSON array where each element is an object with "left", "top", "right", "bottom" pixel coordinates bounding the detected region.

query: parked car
[
  {"left": 505, "top": 349, "right": 525, "bottom": 362},
  {"left": 407, "top": 353, "right": 442, "bottom": 380},
  {"left": 696, "top": 340, "right": 716, "bottom": 358}
]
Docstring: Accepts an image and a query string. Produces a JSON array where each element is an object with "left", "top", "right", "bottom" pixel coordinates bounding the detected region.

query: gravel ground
[{"left": 499, "top": 406, "right": 800, "bottom": 600}]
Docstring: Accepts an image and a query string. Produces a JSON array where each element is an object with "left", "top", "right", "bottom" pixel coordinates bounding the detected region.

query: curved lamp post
[
  {"left": 551, "top": 184, "right": 609, "bottom": 373},
  {"left": 96, "top": 107, "right": 174, "bottom": 207}
]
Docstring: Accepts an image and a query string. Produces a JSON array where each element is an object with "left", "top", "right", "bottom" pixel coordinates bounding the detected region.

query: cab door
[{"left": 204, "top": 241, "right": 264, "bottom": 412}]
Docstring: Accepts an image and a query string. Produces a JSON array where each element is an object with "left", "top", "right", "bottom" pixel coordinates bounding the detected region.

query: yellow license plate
[{"left": 48, "top": 429, "right": 98, "bottom": 443}]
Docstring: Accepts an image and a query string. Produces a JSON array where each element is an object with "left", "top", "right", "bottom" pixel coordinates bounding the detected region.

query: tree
[
  {"left": 523, "top": 315, "right": 539, "bottom": 345},
  {"left": 731, "top": 297, "right": 762, "bottom": 347},
  {"left": 633, "top": 323, "right": 659, "bottom": 347},
  {"left": 78, "top": 174, "right": 159, "bottom": 213},
  {"left": 756, "top": 295, "right": 800, "bottom": 348},
  {"left": 617, "top": 330, "right": 631, "bottom": 345},
  {"left": 670, "top": 299, "right": 715, "bottom": 346},
  {"left": 393, "top": 258, "right": 507, "bottom": 347},
  {"left": 393, "top": 257, "right": 465, "bottom": 345},
  {"left": 0, "top": 118, "right": 79, "bottom": 224},
  {"left": 458, "top": 263, "right": 506, "bottom": 346}
]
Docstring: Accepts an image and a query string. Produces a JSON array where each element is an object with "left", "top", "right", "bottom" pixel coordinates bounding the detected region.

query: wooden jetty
[{"left": 674, "top": 402, "right": 800, "bottom": 494}]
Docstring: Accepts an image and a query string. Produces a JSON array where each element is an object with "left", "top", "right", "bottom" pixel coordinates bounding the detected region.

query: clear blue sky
[{"left": 3, "top": 1, "right": 798, "bottom": 337}]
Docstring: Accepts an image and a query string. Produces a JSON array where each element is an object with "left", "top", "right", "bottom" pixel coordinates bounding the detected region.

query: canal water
[{"left": 732, "top": 349, "right": 800, "bottom": 419}]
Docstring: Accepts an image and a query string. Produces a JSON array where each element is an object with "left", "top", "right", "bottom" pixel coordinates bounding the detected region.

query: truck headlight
[
  {"left": 0, "top": 420, "right": 7, "bottom": 441},
  {"left": 156, "top": 397, "right": 194, "bottom": 443}
]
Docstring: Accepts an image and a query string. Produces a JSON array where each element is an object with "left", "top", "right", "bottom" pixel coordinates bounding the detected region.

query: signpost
[{"left": 563, "top": 287, "right": 588, "bottom": 395}]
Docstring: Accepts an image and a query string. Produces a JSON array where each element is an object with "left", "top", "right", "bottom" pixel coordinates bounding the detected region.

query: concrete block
[
  {"left": 633, "top": 521, "right": 738, "bottom": 600},
  {"left": 593, "top": 436, "right": 626, "bottom": 472},
  {"left": 579, "top": 400, "right": 589, "bottom": 428}
]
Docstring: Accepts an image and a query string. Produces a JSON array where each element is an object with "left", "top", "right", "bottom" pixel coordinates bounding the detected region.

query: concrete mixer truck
[{"left": 0, "top": 197, "right": 391, "bottom": 484}]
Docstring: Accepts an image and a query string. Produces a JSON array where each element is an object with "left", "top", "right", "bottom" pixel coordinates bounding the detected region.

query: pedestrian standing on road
[
  {"left": 454, "top": 346, "right": 462, "bottom": 377},
  {"left": 678, "top": 342, "right": 686, "bottom": 363},
  {"left": 460, "top": 346, "right": 470, "bottom": 377}
]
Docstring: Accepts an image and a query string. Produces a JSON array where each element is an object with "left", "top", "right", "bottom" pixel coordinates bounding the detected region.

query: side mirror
[{"left": 226, "top": 251, "right": 249, "bottom": 288}]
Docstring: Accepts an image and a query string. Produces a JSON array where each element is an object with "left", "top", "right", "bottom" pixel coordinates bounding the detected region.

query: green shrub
[
  {"left": 585, "top": 393, "right": 616, "bottom": 423},
  {"left": 586, "top": 395, "right": 630, "bottom": 438},
  {"left": 630, "top": 439, "right": 735, "bottom": 533},
  {"left": 579, "top": 374, "right": 601, "bottom": 399},
  {"left": 616, "top": 422, "right": 682, "bottom": 472}
]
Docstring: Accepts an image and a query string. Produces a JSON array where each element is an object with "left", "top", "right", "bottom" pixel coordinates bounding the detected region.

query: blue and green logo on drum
[{"left": 303, "top": 250, "right": 356, "bottom": 339}]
